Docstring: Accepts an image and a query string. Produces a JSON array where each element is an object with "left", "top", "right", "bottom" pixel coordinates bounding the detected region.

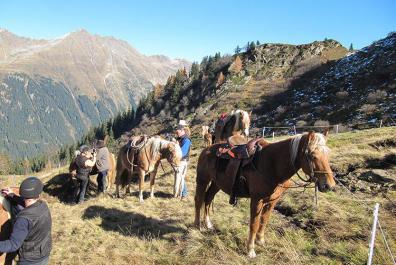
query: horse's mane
[
  {"left": 290, "top": 133, "right": 330, "bottom": 166},
  {"left": 148, "top": 137, "right": 181, "bottom": 161},
  {"left": 231, "top": 109, "right": 249, "bottom": 131}
]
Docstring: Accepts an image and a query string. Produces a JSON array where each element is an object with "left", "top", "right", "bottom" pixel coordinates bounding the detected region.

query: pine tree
[
  {"left": 189, "top": 62, "right": 200, "bottom": 79},
  {"left": 256, "top": 40, "right": 260, "bottom": 46},
  {"left": 234, "top": 45, "right": 241, "bottom": 54},
  {"left": 349, "top": 43, "right": 354, "bottom": 51}
]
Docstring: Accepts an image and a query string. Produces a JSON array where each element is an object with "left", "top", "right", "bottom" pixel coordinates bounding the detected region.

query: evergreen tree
[
  {"left": 349, "top": 43, "right": 354, "bottom": 51},
  {"left": 256, "top": 40, "right": 260, "bottom": 46},
  {"left": 189, "top": 62, "right": 200, "bottom": 79},
  {"left": 234, "top": 45, "right": 241, "bottom": 54}
]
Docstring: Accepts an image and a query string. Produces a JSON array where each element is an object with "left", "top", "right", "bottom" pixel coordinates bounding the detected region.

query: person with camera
[
  {"left": 74, "top": 145, "right": 96, "bottom": 204},
  {"left": 0, "top": 177, "right": 52, "bottom": 265},
  {"left": 95, "top": 139, "right": 110, "bottom": 194}
]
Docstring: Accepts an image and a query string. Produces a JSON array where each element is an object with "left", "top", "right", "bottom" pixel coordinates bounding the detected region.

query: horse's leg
[
  {"left": 247, "top": 197, "right": 264, "bottom": 258},
  {"left": 194, "top": 177, "right": 210, "bottom": 229},
  {"left": 138, "top": 169, "right": 145, "bottom": 203},
  {"left": 256, "top": 197, "right": 280, "bottom": 246},
  {"left": 149, "top": 163, "right": 159, "bottom": 198},
  {"left": 256, "top": 187, "right": 286, "bottom": 245},
  {"left": 204, "top": 182, "right": 220, "bottom": 230}
]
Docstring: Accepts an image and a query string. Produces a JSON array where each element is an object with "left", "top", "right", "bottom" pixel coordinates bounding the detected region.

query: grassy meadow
[{"left": 3, "top": 127, "right": 395, "bottom": 265}]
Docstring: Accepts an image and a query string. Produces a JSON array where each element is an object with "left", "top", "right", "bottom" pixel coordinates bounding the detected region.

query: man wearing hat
[
  {"left": 74, "top": 145, "right": 96, "bottom": 204},
  {"left": 175, "top": 120, "right": 192, "bottom": 199},
  {"left": 0, "top": 177, "right": 52, "bottom": 265}
]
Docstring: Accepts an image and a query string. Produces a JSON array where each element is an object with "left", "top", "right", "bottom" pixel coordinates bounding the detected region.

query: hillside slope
[
  {"left": 0, "top": 29, "right": 190, "bottom": 158},
  {"left": 129, "top": 33, "right": 395, "bottom": 139}
]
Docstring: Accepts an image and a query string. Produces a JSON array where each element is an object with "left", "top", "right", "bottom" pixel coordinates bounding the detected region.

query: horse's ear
[
  {"left": 307, "top": 131, "right": 315, "bottom": 143},
  {"left": 323, "top": 129, "right": 329, "bottom": 139}
]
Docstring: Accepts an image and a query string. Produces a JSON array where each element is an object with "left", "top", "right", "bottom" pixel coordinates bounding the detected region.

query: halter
[{"left": 290, "top": 135, "right": 332, "bottom": 187}]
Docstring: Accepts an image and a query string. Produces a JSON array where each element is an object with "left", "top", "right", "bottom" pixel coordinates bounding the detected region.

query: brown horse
[
  {"left": 69, "top": 152, "right": 116, "bottom": 192},
  {"left": 106, "top": 153, "right": 116, "bottom": 190},
  {"left": 0, "top": 188, "right": 20, "bottom": 265},
  {"left": 214, "top": 109, "right": 251, "bottom": 143},
  {"left": 194, "top": 131, "right": 336, "bottom": 258},
  {"left": 202, "top": 125, "right": 212, "bottom": 147},
  {"left": 115, "top": 136, "right": 182, "bottom": 202}
]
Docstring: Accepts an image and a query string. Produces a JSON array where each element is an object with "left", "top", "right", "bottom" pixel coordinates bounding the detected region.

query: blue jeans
[
  {"left": 180, "top": 160, "right": 188, "bottom": 197},
  {"left": 97, "top": 170, "right": 108, "bottom": 192},
  {"left": 182, "top": 181, "right": 188, "bottom": 197}
]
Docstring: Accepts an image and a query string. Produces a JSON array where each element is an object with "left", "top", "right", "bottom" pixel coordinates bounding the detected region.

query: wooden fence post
[
  {"left": 293, "top": 125, "right": 297, "bottom": 135},
  {"left": 262, "top": 127, "right": 266, "bottom": 137}
]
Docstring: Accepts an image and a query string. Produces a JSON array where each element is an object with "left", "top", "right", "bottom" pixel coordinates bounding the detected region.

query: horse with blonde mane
[
  {"left": 115, "top": 136, "right": 182, "bottom": 202},
  {"left": 194, "top": 131, "right": 335, "bottom": 258},
  {"left": 214, "top": 109, "right": 251, "bottom": 143}
]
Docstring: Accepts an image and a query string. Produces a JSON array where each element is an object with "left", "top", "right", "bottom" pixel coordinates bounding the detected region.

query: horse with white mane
[
  {"left": 115, "top": 136, "right": 182, "bottom": 202},
  {"left": 214, "top": 109, "right": 251, "bottom": 143}
]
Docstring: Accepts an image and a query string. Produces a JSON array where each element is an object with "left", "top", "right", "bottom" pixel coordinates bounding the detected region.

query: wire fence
[{"left": 259, "top": 119, "right": 396, "bottom": 139}]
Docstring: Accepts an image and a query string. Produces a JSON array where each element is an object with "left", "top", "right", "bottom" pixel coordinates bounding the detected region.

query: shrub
[
  {"left": 359, "top": 104, "right": 376, "bottom": 114},
  {"left": 367, "top": 90, "right": 387, "bottom": 103},
  {"left": 336, "top": 91, "right": 349, "bottom": 99},
  {"left": 314, "top": 120, "right": 330, "bottom": 127}
]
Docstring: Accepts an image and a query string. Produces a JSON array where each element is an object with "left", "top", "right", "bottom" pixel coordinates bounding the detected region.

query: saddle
[
  {"left": 126, "top": 135, "right": 148, "bottom": 169},
  {"left": 216, "top": 135, "right": 263, "bottom": 205}
]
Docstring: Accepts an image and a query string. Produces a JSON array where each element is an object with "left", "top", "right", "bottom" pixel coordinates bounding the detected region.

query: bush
[
  {"left": 314, "top": 120, "right": 330, "bottom": 127},
  {"left": 336, "top": 91, "right": 349, "bottom": 99},
  {"left": 367, "top": 90, "right": 387, "bottom": 103},
  {"left": 359, "top": 104, "right": 376, "bottom": 115}
]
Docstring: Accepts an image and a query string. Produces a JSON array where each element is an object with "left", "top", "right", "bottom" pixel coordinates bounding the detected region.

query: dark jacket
[
  {"left": 75, "top": 155, "right": 91, "bottom": 180},
  {"left": 17, "top": 200, "right": 52, "bottom": 262},
  {"left": 0, "top": 199, "right": 52, "bottom": 264}
]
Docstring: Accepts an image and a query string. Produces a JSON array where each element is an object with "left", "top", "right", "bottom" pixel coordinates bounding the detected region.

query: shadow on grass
[
  {"left": 43, "top": 173, "right": 98, "bottom": 203},
  {"left": 82, "top": 205, "right": 186, "bottom": 240}
]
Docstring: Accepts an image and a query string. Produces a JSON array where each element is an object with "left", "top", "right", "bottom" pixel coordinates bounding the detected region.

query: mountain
[
  {"left": 128, "top": 33, "right": 395, "bottom": 138},
  {"left": 0, "top": 28, "right": 190, "bottom": 158}
]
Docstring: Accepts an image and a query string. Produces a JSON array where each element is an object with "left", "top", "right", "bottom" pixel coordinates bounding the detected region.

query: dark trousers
[
  {"left": 18, "top": 256, "right": 49, "bottom": 265},
  {"left": 75, "top": 177, "right": 89, "bottom": 203},
  {"left": 97, "top": 170, "right": 108, "bottom": 192}
]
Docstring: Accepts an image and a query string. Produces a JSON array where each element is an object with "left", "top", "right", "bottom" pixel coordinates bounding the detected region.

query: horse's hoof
[{"left": 248, "top": 249, "right": 256, "bottom": 258}]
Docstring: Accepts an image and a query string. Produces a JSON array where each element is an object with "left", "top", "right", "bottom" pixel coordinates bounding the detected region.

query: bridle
[{"left": 291, "top": 138, "right": 333, "bottom": 188}]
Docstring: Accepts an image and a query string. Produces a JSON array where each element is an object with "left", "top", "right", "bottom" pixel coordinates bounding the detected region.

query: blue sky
[{"left": 1, "top": 0, "right": 395, "bottom": 62}]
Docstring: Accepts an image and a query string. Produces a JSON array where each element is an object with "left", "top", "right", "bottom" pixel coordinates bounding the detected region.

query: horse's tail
[{"left": 115, "top": 146, "right": 130, "bottom": 188}]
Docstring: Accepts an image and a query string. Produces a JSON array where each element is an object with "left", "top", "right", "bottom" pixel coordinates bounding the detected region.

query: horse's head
[
  {"left": 164, "top": 141, "right": 182, "bottom": 168},
  {"left": 233, "top": 110, "right": 251, "bottom": 137},
  {"left": 300, "top": 131, "right": 336, "bottom": 192}
]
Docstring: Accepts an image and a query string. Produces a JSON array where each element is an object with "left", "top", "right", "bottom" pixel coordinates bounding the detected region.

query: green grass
[{"left": 6, "top": 127, "right": 395, "bottom": 265}]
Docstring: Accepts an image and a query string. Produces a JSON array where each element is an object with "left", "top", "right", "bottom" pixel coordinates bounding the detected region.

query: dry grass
[{"left": 3, "top": 127, "right": 395, "bottom": 265}]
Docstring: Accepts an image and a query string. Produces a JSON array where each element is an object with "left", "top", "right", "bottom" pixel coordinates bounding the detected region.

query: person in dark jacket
[
  {"left": 0, "top": 177, "right": 52, "bottom": 265},
  {"left": 95, "top": 140, "right": 110, "bottom": 193},
  {"left": 74, "top": 145, "right": 96, "bottom": 204}
]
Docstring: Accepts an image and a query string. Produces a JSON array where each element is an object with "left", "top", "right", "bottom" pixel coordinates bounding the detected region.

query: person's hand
[{"left": 1, "top": 187, "right": 14, "bottom": 197}]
